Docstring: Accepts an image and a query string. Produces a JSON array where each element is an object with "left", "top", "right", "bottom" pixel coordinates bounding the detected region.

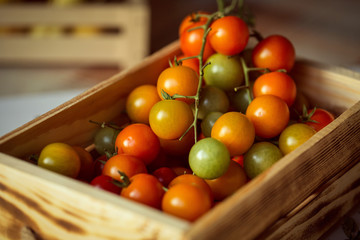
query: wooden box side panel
[
  {"left": 0, "top": 41, "right": 180, "bottom": 158},
  {"left": 0, "top": 154, "right": 190, "bottom": 240},
  {"left": 0, "top": 3, "right": 150, "bottom": 67}
]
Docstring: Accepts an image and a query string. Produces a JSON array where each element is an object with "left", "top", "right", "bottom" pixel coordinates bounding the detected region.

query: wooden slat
[{"left": 0, "top": 153, "right": 190, "bottom": 240}]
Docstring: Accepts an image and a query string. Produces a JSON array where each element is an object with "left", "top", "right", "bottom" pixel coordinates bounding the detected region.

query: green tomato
[
  {"left": 201, "top": 112, "right": 223, "bottom": 137},
  {"left": 38, "top": 142, "right": 81, "bottom": 178},
  {"left": 197, "top": 86, "right": 230, "bottom": 119},
  {"left": 244, "top": 141, "right": 283, "bottom": 179},
  {"left": 94, "top": 126, "right": 120, "bottom": 156},
  {"left": 228, "top": 81, "right": 254, "bottom": 114},
  {"left": 279, "top": 123, "right": 316, "bottom": 155},
  {"left": 189, "top": 138, "right": 230, "bottom": 179},
  {"left": 203, "top": 53, "right": 244, "bottom": 91}
]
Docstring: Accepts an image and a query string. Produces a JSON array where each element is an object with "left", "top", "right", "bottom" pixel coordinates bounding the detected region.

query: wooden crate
[
  {"left": 0, "top": 0, "right": 150, "bottom": 68},
  {"left": 0, "top": 41, "right": 360, "bottom": 240}
]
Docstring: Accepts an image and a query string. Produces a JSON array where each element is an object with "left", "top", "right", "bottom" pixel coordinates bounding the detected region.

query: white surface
[{"left": 0, "top": 88, "right": 86, "bottom": 137}]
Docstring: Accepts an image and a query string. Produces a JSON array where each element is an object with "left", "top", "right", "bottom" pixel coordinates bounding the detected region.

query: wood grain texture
[{"left": 0, "top": 153, "right": 190, "bottom": 240}]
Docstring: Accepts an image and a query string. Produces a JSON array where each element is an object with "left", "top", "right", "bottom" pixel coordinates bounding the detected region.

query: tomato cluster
[{"left": 33, "top": 1, "right": 337, "bottom": 223}]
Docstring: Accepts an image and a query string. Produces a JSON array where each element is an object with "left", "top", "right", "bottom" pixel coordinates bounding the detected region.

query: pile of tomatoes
[{"left": 34, "top": 1, "right": 336, "bottom": 222}]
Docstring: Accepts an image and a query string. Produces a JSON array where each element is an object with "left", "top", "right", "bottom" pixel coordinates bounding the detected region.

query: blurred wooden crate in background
[{"left": 0, "top": 0, "right": 150, "bottom": 68}]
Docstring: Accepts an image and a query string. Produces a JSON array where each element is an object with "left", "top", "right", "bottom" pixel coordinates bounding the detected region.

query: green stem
[
  {"left": 240, "top": 57, "right": 253, "bottom": 104},
  {"left": 216, "top": 0, "right": 225, "bottom": 12}
]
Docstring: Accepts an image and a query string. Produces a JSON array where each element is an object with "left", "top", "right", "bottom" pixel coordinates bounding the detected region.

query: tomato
[
  {"left": 231, "top": 155, "right": 244, "bottom": 167},
  {"left": 159, "top": 128, "right": 195, "bottom": 156},
  {"left": 253, "top": 71, "right": 297, "bottom": 107},
  {"left": 157, "top": 65, "right": 199, "bottom": 104},
  {"left": 279, "top": 123, "right": 316, "bottom": 155},
  {"left": 115, "top": 123, "right": 160, "bottom": 165},
  {"left": 162, "top": 183, "right": 212, "bottom": 221},
  {"left": 168, "top": 174, "right": 213, "bottom": 202},
  {"left": 149, "top": 99, "right": 194, "bottom": 140},
  {"left": 252, "top": 34, "right": 296, "bottom": 72},
  {"left": 93, "top": 125, "right": 120, "bottom": 156},
  {"left": 244, "top": 142, "right": 283, "bottom": 179},
  {"left": 121, "top": 173, "right": 165, "bottom": 209},
  {"left": 174, "top": 54, "right": 200, "bottom": 74},
  {"left": 203, "top": 53, "right": 244, "bottom": 91},
  {"left": 211, "top": 111, "right": 255, "bottom": 156},
  {"left": 205, "top": 160, "right": 247, "bottom": 200},
  {"left": 189, "top": 137, "right": 230, "bottom": 179},
  {"left": 201, "top": 111, "right": 223, "bottom": 138},
  {"left": 178, "top": 11, "right": 209, "bottom": 36},
  {"left": 180, "top": 21, "right": 215, "bottom": 62},
  {"left": 208, "top": 16, "right": 249, "bottom": 56},
  {"left": 197, "top": 85, "right": 230, "bottom": 119},
  {"left": 102, "top": 154, "right": 147, "bottom": 182},
  {"left": 304, "top": 108, "right": 335, "bottom": 132},
  {"left": 152, "top": 167, "right": 177, "bottom": 187},
  {"left": 38, "top": 142, "right": 81, "bottom": 178},
  {"left": 90, "top": 175, "right": 122, "bottom": 194},
  {"left": 290, "top": 90, "right": 311, "bottom": 120},
  {"left": 126, "top": 84, "right": 161, "bottom": 124},
  {"left": 171, "top": 166, "right": 193, "bottom": 176},
  {"left": 228, "top": 82, "right": 254, "bottom": 114},
  {"left": 92, "top": 154, "right": 108, "bottom": 178},
  {"left": 246, "top": 95, "right": 289, "bottom": 139},
  {"left": 72, "top": 146, "right": 94, "bottom": 182}
]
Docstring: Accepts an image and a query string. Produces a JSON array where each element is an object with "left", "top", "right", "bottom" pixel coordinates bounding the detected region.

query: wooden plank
[
  {"left": 186, "top": 100, "right": 360, "bottom": 239},
  {"left": 0, "top": 153, "right": 190, "bottom": 240}
]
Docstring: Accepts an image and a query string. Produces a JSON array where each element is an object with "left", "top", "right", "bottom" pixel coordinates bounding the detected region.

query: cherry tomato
[
  {"left": 38, "top": 142, "right": 81, "bottom": 178},
  {"left": 253, "top": 71, "right": 297, "bottom": 107},
  {"left": 162, "top": 183, "right": 212, "bottom": 221},
  {"left": 152, "top": 167, "right": 177, "bottom": 187},
  {"left": 90, "top": 175, "right": 122, "bottom": 194},
  {"left": 93, "top": 125, "right": 120, "bottom": 156},
  {"left": 168, "top": 174, "right": 213, "bottom": 202},
  {"left": 102, "top": 154, "right": 147, "bottom": 182},
  {"left": 228, "top": 82, "right": 254, "bottom": 114},
  {"left": 279, "top": 123, "right": 316, "bottom": 155},
  {"left": 178, "top": 11, "right": 209, "bottom": 36},
  {"left": 189, "top": 137, "right": 230, "bottom": 179},
  {"left": 180, "top": 21, "right": 215, "bottom": 62},
  {"left": 159, "top": 129, "right": 195, "bottom": 156},
  {"left": 203, "top": 53, "right": 244, "bottom": 91},
  {"left": 208, "top": 16, "right": 249, "bottom": 56},
  {"left": 244, "top": 142, "right": 283, "bottom": 179},
  {"left": 201, "top": 111, "right": 223, "bottom": 138},
  {"left": 304, "top": 108, "right": 335, "bottom": 132},
  {"left": 231, "top": 155, "right": 244, "bottom": 167},
  {"left": 126, "top": 84, "right": 161, "bottom": 124},
  {"left": 197, "top": 85, "right": 230, "bottom": 119},
  {"left": 92, "top": 154, "right": 108, "bottom": 178},
  {"left": 121, "top": 173, "right": 165, "bottom": 209},
  {"left": 157, "top": 65, "right": 199, "bottom": 104},
  {"left": 252, "top": 34, "right": 296, "bottom": 72},
  {"left": 115, "top": 123, "right": 160, "bottom": 165},
  {"left": 211, "top": 111, "right": 255, "bottom": 156},
  {"left": 246, "top": 95, "right": 289, "bottom": 139},
  {"left": 290, "top": 89, "right": 311, "bottom": 120},
  {"left": 171, "top": 166, "right": 193, "bottom": 176},
  {"left": 205, "top": 160, "right": 247, "bottom": 200},
  {"left": 72, "top": 146, "right": 94, "bottom": 182},
  {"left": 149, "top": 99, "right": 194, "bottom": 140}
]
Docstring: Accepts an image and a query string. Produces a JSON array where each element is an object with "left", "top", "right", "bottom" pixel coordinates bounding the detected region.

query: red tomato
[
  {"left": 252, "top": 35, "right": 295, "bottom": 72},
  {"left": 231, "top": 155, "right": 244, "bottom": 167},
  {"left": 126, "top": 84, "right": 161, "bottom": 124},
  {"left": 72, "top": 146, "right": 94, "bottom": 182},
  {"left": 121, "top": 173, "right": 165, "bottom": 209},
  {"left": 157, "top": 65, "right": 199, "bottom": 104},
  {"left": 178, "top": 11, "right": 209, "bottom": 36},
  {"left": 208, "top": 16, "right": 249, "bottom": 56},
  {"left": 304, "top": 108, "right": 335, "bottom": 132},
  {"left": 162, "top": 183, "right": 212, "bottom": 221},
  {"left": 171, "top": 166, "right": 193, "bottom": 176},
  {"left": 246, "top": 95, "right": 290, "bottom": 139},
  {"left": 102, "top": 154, "right": 147, "bottom": 182},
  {"left": 253, "top": 71, "right": 297, "bottom": 107},
  {"left": 115, "top": 123, "right": 160, "bottom": 165},
  {"left": 180, "top": 22, "right": 215, "bottom": 62},
  {"left": 90, "top": 175, "right": 122, "bottom": 194},
  {"left": 152, "top": 167, "right": 177, "bottom": 187},
  {"left": 92, "top": 154, "right": 108, "bottom": 178}
]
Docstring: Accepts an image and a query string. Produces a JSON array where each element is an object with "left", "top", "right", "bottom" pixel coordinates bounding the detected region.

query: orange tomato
[
  {"left": 211, "top": 111, "right": 255, "bottom": 156},
  {"left": 157, "top": 65, "right": 199, "bottom": 104},
  {"left": 72, "top": 146, "right": 94, "bottom": 182},
  {"left": 178, "top": 11, "right": 209, "bottom": 36},
  {"left": 126, "top": 84, "right": 161, "bottom": 124},
  {"left": 246, "top": 95, "right": 290, "bottom": 138}
]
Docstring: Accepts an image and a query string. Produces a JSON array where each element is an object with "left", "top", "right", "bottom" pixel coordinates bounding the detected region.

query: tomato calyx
[
  {"left": 298, "top": 105, "right": 319, "bottom": 124},
  {"left": 111, "top": 170, "right": 131, "bottom": 188}
]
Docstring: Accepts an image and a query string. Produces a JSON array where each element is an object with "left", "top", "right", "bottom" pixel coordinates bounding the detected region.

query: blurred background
[{"left": 0, "top": 0, "right": 359, "bottom": 136}]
